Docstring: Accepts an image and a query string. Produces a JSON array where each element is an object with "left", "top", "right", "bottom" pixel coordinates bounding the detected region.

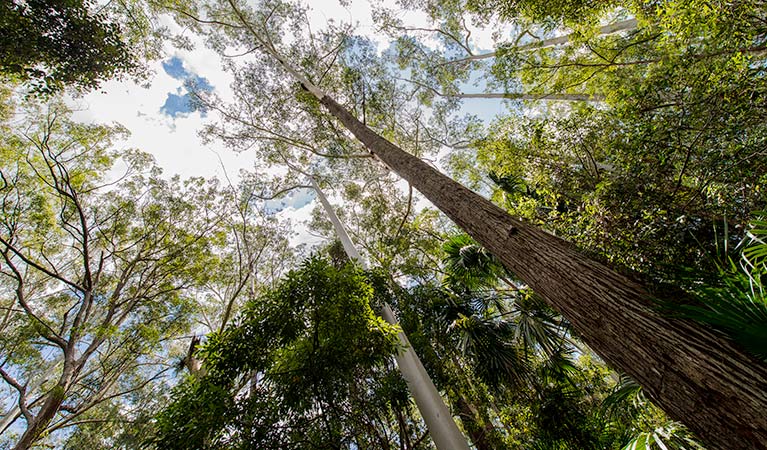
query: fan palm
[
  {"left": 664, "top": 214, "right": 767, "bottom": 362},
  {"left": 440, "top": 235, "right": 575, "bottom": 390},
  {"left": 442, "top": 234, "right": 510, "bottom": 290}
]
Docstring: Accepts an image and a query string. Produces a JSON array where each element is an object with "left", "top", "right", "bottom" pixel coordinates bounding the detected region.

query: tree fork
[
  {"left": 13, "top": 380, "right": 68, "bottom": 450},
  {"left": 318, "top": 95, "right": 767, "bottom": 450}
]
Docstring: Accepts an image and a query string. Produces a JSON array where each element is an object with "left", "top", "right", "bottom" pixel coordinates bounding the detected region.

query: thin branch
[
  {"left": 393, "top": 184, "right": 413, "bottom": 243},
  {"left": 396, "top": 76, "right": 604, "bottom": 101}
]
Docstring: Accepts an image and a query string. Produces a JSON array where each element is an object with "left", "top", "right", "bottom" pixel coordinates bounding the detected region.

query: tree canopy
[
  {"left": 0, "top": 0, "right": 141, "bottom": 94},
  {"left": 1, "top": 1, "right": 766, "bottom": 449}
]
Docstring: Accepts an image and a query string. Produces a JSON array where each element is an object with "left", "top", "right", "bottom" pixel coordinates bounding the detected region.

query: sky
[{"left": 67, "top": 0, "right": 507, "bottom": 247}]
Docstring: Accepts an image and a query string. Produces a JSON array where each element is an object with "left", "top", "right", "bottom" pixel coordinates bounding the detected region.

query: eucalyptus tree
[
  {"left": 191, "top": 17, "right": 471, "bottom": 444},
  {"left": 375, "top": 0, "right": 765, "bottom": 110},
  {"left": 372, "top": 2, "right": 619, "bottom": 104},
  {"left": 0, "top": 100, "right": 229, "bottom": 449},
  {"left": 309, "top": 175, "right": 471, "bottom": 449},
  {"left": 159, "top": 1, "right": 767, "bottom": 448},
  {"left": 203, "top": 201, "right": 294, "bottom": 336},
  {"left": 307, "top": 173, "right": 449, "bottom": 287},
  {"left": 177, "top": 182, "right": 296, "bottom": 376},
  {"left": 229, "top": 156, "right": 471, "bottom": 449}
]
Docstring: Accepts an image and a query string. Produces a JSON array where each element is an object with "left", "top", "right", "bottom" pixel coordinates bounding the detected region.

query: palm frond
[
  {"left": 669, "top": 265, "right": 767, "bottom": 362},
  {"left": 602, "top": 374, "right": 644, "bottom": 417},
  {"left": 663, "top": 214, "right": 767, "bottom": 362},
  {"left": 622, "top": 422, "right": 703, "bottom": 450},
  {"left": 450, "top": 314, "right": 531, "bottom": 386},
  {"left": 513, "top": 291, "right": 567, "bottom": 357},
  {"left": 442, "top": 234, "right": 506, "bottom": 290},
  {"left": 537, "top": 348, "right": 579, "bottom": 385},
  {"left": 741, "top": 214, "right": 767, "bottom": 273}
]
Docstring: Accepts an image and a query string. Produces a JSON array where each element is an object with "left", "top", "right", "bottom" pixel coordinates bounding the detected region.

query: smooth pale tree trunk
[
  {"left": 316, "top": 95, "right": 767, "bottom": 450},
  {"left": 403, "top": 77, "right": 604, "bottom": 102},
  {"left": 445, "top": 18, "right": 639, "bottom": 65},
  {"left": 310, "top": 177, "right": 471, "bottom": 450},
  {"left": 449, "top": 92, "right": 603, "bottom": 101}
]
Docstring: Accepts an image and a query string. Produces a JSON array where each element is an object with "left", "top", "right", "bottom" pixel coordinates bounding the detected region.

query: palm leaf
[
  {"left": 663, "top": 215, "right": 767, "bottom": 362},
  {"left": 450, "top": 314, "right": 531, "bottom": 386},
  {"left": 442, "top": 234, "right": 506, "bottom": 290},
  {"left": 622, "top": 423, "right": 703, "bottom": 450},
  {"left": 513, "top": 292, "right": 566, "bottom": 357},
  {"left": 602, "top": 374, "right": 644, "bottom": 417},
  {"left": 741, "top": 215, "right": 767, "bottom": 272}
]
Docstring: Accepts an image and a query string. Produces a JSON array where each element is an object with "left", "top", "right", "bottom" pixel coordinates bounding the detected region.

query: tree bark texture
[{"left": 319, "top": 95, "right": 767, "bottom": 450}]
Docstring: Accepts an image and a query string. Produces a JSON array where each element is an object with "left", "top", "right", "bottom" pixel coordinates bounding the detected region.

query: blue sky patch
[
  {"left": 265, "top": 189, "right": 315, "bottom": 214},
  {"left": 160, "top": 57, "right": 214, "bottom": 118},
  {"left": 161, "top": 57, "right": 186, "bottom": 79}
]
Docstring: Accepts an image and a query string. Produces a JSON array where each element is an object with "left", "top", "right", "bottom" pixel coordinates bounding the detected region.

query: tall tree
[
  {"left": 0, "top": 100, "right": 227, "bottom": 449},
  {"left": 161, "top": 1, "right": 767, "bottom": 448},
  {"left": 230, "top": 154, "right": 471, "bottom": 449},
  {"left": 151, "top": 256, "right": 407, "bottom": 449},
  {"left": 309, "top": 176, "right": 471, "bottom": 449}
]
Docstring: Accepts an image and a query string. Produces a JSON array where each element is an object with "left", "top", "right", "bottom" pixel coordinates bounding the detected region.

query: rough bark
[{"left": 319, "top": 95, "right": 767, "bottom": 450}]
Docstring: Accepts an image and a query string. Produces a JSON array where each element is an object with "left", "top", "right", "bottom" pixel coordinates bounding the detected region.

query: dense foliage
[
  {"left": 0, "top": 0, "right": 138, "bottom": 94},
  {"left": 151, "top": 257, "right": 401, "bottom": 449},
  {"left": 1, "top": 0, "right": 766, "bottom": 448}
]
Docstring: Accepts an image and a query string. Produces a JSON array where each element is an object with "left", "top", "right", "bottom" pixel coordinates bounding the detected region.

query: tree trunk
[
  {"left": 318, "top": 95, "right": 767, "bottom": 450},
  {"left": 216, "top": 4, "right": 767, "bottom": 445},
  {"left": 444, "top": 18, "right": 639, "bottom": 65},
  {"left": 310, "top": 178, "right": 470, "bottom": 450},
  {"left": 0, "top": 358, "right": 63, "bottom": 435}
]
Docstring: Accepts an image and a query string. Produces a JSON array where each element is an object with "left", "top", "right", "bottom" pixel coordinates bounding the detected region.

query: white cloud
[{"left": 68, "top": 14, "right": 247, "bottom": 182}]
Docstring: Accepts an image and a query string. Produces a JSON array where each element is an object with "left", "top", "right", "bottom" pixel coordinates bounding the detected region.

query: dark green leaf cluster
[
  {"left": 0, "top": 0, "right": 137, "bottom": 94},
  {"left": 150, "top": 256, "right": 401, "bottom": 449},
  {"left": 659, "top": 214, "right": 767, "bottom": 362}
]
